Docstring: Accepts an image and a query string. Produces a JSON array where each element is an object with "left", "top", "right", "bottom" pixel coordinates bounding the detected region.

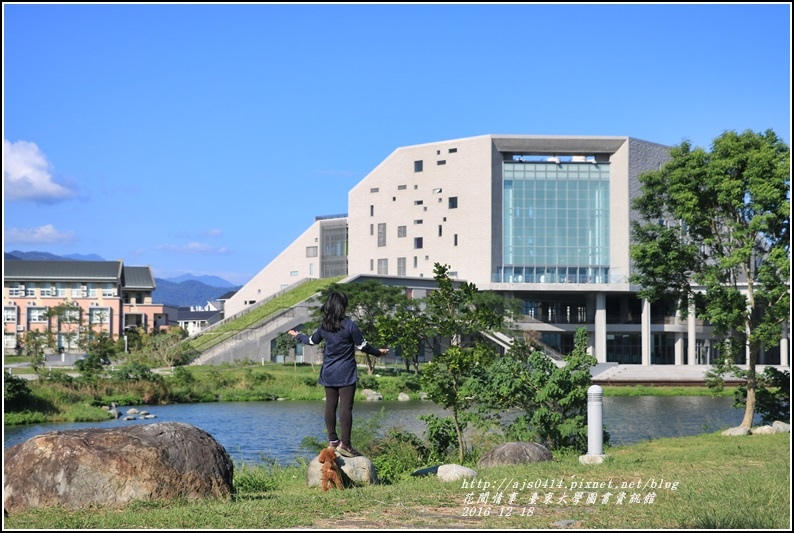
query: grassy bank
[{"left": 4, "top": 431, "right": 789, "bottom": 529}]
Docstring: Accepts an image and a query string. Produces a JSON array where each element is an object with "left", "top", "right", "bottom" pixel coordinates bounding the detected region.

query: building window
[
  {"left": 377, "top": 223, "right": 387, "bottom": 247},
  {"left": 398, "top": 185, "right": 407, "bottom": 190},
  {"left": 370, "top": 224, "right": 374, "bottom": 236},
  {"left": 449, "top": 148, "right": 457, "bottom": 153},
  {"left": 61, "top": 308, "right": 79, "bottom": 323},
  {"left": 414, "top": 200, "right": 423, "bottom": 205},
  {"left": 454, "top": 234, "right": 458, "bottom": 246},
  {"left": 89, "top": 308, "right": 109, "bottom": 325},
  {"left": 290, "top": 271, "right": 299, "bottom": 276},
  {"left": 433, "top": 188, "right": 442, "bottom": 193},
  {"left": 370, "top": 187, "right": 379, "bottom": 193},
  {"left": 439, "top": 225, "right": 443, "bottom": 237},
  {"left": 370, "top": 205, "right": 374, "bottom": 216},
  {"left": 306, "top": 246, "right": 318, "bottom": 258},
  {"left": 414, "top": 160, "right": 423, "bottom": 172},
  {"left": 8, "top": 287, "right": 21, "bottom": 297},
  {"left": 414, "top": 237, "right": 423, "bottom": 249},
  {"left": 40, "top": 287, "right": 51, "bottom": 297},
  {"left": 370, "top": 259, "right": 374, "bottom": 271},
  {"left": 413, "top": 256, "right": 418, "bottom": 268},
  {"left": 437, "top": 160, "right": 446, "bottom": 166},
  {"left": 414, "top": 220, "right": 423, "bottom": 225},
  {"left": 398, "top": 226, "right": 407, "bottom": 238},
  {"left": 71, "top": 288, "right": 83, "bottom": 298},
  {"left": 25, "top": 284, "right": 36, "bottom": 297},
  {"left": 102, "top": 286, "right": 115, "bottom": 297},
  {"left": 377, "top": 259, "right": 388, "bottom": 275},
  {"left": 29, "top": 308, "right": 48, "bottom": 322},
  {"left": 449, "top": 197, "right": 458, "bottom": 209},
  {"left": 4, "top": 307, "right": 17, "bottom": 323},
  {"left": 397, "top": 257, "right": 406, "bottom": 276}
]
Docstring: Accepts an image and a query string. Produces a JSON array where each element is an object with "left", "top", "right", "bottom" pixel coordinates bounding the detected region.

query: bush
[
  {"left": 369, "top": 428, "right": 430, "bottom": 484},
  {"left": 419, "top": 413, "right": 458, "bottom": 462},
  {"left": 4, "top": 371, "right": 33, "bottom": 411},
  {"left": 358, "top": 374, "right": 378, "bottom": 390}
]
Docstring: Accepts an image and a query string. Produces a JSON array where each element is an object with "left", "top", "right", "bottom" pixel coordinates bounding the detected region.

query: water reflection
[{"left": 4, "top": 396, "right": 751, "bottom": 466}]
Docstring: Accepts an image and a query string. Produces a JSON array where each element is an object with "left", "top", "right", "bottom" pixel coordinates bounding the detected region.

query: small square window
[
  {"left": 449, "top": 197, "right": 458, "bottom": 209},
  {"left": 437, "top": 160, "right": 446, "bottom": 166},
  {"left": 414, "top": 237, "right": 423, "bottom": 249},
  {"left": 449, "top": 148, "right": 457, "bottom": 153},
  {"left": 414, "top": 160, "right": 423, "bottom": 172}
]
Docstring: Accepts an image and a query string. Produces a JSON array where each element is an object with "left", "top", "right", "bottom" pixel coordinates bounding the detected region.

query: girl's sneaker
[
  {"left": 336, "top": 443, "right": 361, "bottom": 458},
  {"left": 329, "top": 440, "right": 341, "bottom": 449}
]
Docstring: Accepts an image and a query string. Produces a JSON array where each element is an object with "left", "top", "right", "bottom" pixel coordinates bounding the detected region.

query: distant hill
[
  {"left": 153, "top": 278, "right": 240, "bottom": 308},
  {"left": 163, "top": 273, "right": 235, "bottom": 288},
  {"left": 5, "top": 250, "right": 74, "bottom": 261},
  {"left": 63, "top": 253, "right": 107, "bottom": 262}
]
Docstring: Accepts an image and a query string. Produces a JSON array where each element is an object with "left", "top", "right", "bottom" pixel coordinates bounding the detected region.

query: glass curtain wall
[{"left": 500, "top": 161, "right": 610, "bottom": 283}]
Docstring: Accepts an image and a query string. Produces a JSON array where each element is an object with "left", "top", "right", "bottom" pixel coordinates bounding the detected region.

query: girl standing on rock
[{"left": 288, "top": 291, "right": 388, "bottom": 457}]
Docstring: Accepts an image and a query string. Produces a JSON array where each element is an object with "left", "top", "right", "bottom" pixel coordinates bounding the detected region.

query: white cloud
[
  {"left": 3, "top": 139, "right": 77, "bottom": 202},
  {"left": 4, "top": 224, "right": 77, "bottom": 244},
  {"left": 156, "top": 242, "right": 230, "bottom": 254},
  {"left": 204, "top": 228, "right": 223, "bottom": 237}
]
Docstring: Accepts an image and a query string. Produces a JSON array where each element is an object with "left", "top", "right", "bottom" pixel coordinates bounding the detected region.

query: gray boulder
[
  {"left": 437, "top": 464, "right": 477, "bottom": 482},
  {"left": 772, "top": 421, "right": 791, "bottom": 433},
  {"left": 477, "top": 442, "right": 554, "bottom": 468},
  {"left": 3, "top": 422, "right": 233, "bottom": 513},
  {"left": 397, "top": 392, "right": 411, "bottom": 401},
  {"left": 307, "top": 452, "right": 378, "bottom": 488},
  {"left": 751, "top": 425, "right": 777, "bottom": 434}
]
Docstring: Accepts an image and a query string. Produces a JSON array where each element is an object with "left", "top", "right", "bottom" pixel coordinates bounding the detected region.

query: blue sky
[{"left": 3, "top": 3, "right": 791, "bottom": 286}]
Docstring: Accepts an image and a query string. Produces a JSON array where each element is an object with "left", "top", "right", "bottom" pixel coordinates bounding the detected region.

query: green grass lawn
[{"left": 4, "top": 432, "right": 789, "bottom": 529}]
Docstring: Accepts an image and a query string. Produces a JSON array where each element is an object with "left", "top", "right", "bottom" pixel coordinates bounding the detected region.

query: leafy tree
[
  {"left": 630, "top": 129, "right": 790, "bottom": 428},
  {"left": 473, "top": 328, "right": 603, "bottom": 452},
  {"left": 47, "top": 302, "right": 82, "bottom": 353},
  {"left": 143, "top": 327, "right": 194, "bottom": 367},
  {"left": 21, "top": 330, "right": 47, "bottom": 371},
  {"left": 76, "top": 331, "right": 116, "bottom": 374},
  {"left": 393, "top": 263, "right": 510, "bottom": 462},
  {"left": 378, "top": 304, "right": 425, "bottom": 374},
  {"left": 273, "top": 331, "right": 298, "bottom": 368}
]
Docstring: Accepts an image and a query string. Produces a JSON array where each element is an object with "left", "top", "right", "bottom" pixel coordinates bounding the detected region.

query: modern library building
[{"left": 226, "top": 134, "right": 788, "bottom": 367}]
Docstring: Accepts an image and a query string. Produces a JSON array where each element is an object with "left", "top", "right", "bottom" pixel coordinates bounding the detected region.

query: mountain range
[{"left": 4, "top": 250, "right": 240, "bottom": 307}]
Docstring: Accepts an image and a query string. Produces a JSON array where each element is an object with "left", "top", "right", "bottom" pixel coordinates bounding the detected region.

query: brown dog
[{"left": 318, "top": 446, "right": 344, "bottom": 491}]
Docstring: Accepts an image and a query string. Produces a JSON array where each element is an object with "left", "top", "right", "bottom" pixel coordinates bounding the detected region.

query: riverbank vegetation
[
  {"left": 4, "top": 431, "right": 789, "bottom": 529},
  {"left": 2, "top": 360, "right": 741, "bottom": 427}
]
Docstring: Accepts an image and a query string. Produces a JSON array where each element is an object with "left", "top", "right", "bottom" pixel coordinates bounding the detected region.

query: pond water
[{"left": 4, "top": 396, "right": 752, "bottom": 465}]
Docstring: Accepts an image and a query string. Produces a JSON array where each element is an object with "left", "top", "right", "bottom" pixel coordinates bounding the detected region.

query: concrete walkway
[{"left": 590, "top": 363, "right": 788, "bottom": 386}]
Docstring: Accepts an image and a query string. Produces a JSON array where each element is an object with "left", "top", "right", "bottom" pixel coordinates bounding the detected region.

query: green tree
[
  {"left": 75, "top": 331, "right": 117, "bottom": 374},
  {"left": 404, "top": 263, "right": 511, "bottom": 462},
  {"left": 630, "top": 129, "right": 790, "bottom": 428},
  {"left": 143, "top": 327, "right": 194, "bottom": 367},
  {"left": 474, "top": 327, "right": 602, "bottom": 452},
  {"left": 21, "top": 330, "right": 47, "bottom": 371},
  {"left": 273, "top": 331, "right": 297, "bottom": 368}
]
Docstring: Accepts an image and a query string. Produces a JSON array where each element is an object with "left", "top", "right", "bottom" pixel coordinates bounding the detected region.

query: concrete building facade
[{"left": 226, "top": 134, "right": 789, "bottom": 367}]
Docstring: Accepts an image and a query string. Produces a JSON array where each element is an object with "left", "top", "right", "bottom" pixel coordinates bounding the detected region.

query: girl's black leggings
[{"left": 324, "top": 384, "right": 356, "bottom": 446}]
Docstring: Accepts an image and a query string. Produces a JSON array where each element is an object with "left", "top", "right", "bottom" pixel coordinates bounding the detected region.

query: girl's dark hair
[{"left": 321, "top": 292, "right": 348, "bottom": 332}]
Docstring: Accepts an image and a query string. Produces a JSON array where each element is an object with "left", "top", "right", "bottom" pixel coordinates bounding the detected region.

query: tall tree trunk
[
  {"left": 452, "top": 408, "right": 464, "bottom": 463},
  {"left": 740, "top": 340, "right": 759, "bottom": 428}
]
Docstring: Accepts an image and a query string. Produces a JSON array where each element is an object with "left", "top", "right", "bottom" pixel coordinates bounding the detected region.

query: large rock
[
  {"left": 307, "top": 452, "right": 378, "bottom": 487},
  {"left": 4, "top": 422, "right": 233, "bottom": 514},
  {"left": 477, "top": 442, "right": 554, "bottom": 468}
]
